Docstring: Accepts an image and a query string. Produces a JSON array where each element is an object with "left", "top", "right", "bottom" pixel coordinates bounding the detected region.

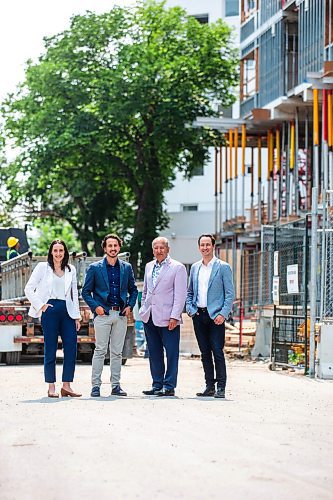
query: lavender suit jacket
[{"left": 139, "top": 256, "right": 188, "bottom": 327}]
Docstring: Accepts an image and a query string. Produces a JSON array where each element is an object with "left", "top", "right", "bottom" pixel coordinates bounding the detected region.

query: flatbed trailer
[{"left": 0, "top": 252, "right": 135, "bottom": 365}]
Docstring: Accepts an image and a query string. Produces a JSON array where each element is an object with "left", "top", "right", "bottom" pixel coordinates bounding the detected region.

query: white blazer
[{"left": 25, "top": 262, "right": 81, "bottom": 319}]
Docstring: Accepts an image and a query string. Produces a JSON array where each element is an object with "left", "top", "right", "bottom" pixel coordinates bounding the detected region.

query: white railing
[{"left": 0, "top": 252, "right": 130, "bottom": 301}]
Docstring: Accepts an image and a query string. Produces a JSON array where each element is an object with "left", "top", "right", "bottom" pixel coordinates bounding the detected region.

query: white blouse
[{"left": 50, "top": 273, "right": 66, "bottom": 300}]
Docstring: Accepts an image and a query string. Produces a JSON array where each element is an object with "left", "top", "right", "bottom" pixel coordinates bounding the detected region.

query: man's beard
[{"left": 106, "top": 250, "right": 119, "bottom": 258}]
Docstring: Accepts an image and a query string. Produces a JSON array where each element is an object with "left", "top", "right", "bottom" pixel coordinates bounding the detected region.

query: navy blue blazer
[{"left": 82, "top": 256, "right": 138, "bottom": 314}]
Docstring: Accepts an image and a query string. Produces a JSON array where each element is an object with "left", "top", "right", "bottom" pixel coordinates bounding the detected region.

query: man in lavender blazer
[{"left": 139, "top": 237, "right": 187, "bottom": 397}]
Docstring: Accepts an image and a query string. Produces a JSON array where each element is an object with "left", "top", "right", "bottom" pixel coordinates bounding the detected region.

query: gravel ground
[{"left": 0, "top": 357, "right": 332, "bottom": 500}]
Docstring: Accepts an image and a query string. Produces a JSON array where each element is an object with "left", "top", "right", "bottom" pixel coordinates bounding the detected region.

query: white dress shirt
[{"left": 197, "top": 256, "right": 217, "bottom": 307}]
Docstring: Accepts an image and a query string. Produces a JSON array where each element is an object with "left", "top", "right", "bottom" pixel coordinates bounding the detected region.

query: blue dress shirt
[{"left": 106, "top": 260, "right": 121, "bottom": 306}]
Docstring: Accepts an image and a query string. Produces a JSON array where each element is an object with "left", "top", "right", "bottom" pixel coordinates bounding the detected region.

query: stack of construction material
[{"left": 225, "top": 322, "right": 256, "bottom": 354}]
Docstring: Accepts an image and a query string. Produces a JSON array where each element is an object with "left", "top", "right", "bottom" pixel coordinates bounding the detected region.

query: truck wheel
[
  {"left": 79, "top": 353, "right": 93, "bottom": 363},
  {"left": 122, "top": 358, "right": 127, "bottom": 366},
  {"left": 5, "top": 352, "right": 21, "bottom": 365}
]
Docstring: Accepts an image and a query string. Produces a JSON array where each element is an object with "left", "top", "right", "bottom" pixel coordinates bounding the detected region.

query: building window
[
  {"left": 193, "top": 14, "right": 209, "bottom": 24},
  {"left": 182, "top": 204, "right": 198, "bottom": 211},
  {"left": 241, "top": 0, "right": 256, "bottom": 21},
  {"left": 226, "top": 0, "right": 239, "bottom": 17},
  {"left": 241, "top": 55, "right": 256, "bottom": 100},
  {"left": 192, "top": 164, "right": 204, "bottom": 176}
]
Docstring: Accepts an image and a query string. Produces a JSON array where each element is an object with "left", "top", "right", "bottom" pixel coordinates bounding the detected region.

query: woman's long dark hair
[{"left": 47, "top": 240, "right": 71, "bottom": 271}]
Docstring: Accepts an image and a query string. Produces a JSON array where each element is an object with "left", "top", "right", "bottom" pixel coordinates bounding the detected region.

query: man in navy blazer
[
  {"left": 82, "top": 234, "right": 138, "bottom": 397},
  {"left": 186, "top": 234, "right": 234, "bottom": 398}
]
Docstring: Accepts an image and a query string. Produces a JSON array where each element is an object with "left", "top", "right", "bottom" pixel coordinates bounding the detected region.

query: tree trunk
[
  {"left": 78, "top": 235, "right": 90, "bottom": 255},
  {"left": 130, "top": 178, "right": 163, "bottom": 279},
  {"left": 94, "top": 237, "right": 104, "bottom": 257}
]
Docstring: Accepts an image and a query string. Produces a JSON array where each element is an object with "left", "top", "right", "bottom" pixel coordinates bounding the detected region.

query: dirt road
[{"left": 0, "top": 357, "right": 332, "bottom": 500}]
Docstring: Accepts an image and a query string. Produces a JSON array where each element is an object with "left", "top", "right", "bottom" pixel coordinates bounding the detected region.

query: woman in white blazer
[{"left": 25, "top": 240, "right": 82, "bottom": 398}]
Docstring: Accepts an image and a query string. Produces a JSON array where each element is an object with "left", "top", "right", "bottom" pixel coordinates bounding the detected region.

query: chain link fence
[
  {"left": 239, "top": 247, "right": 274, "bottom": 317},
  {"left": 321, "top": 191, "right": 333, "bottom": 320},
  {"left": 271, "top": 219, "right": 310, "bottom": 371},
  {"left": 239, "top": 220, "right": 312, "bottom": 371}
]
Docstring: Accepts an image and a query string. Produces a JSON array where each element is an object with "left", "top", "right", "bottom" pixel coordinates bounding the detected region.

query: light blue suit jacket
[{"left": 186, "top": 259, "right": 234, "bottom": 320}]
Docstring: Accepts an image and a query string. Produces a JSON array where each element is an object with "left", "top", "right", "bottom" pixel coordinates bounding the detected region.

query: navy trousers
[
  {"left": 192, "top": 309, "right": 227, "bottom": 389},
  {"left": 41, "top": 299, "right": 77, "bottom": 383},
  {"left": 143, "top": 316, "right": 180, "bottom": 391}
]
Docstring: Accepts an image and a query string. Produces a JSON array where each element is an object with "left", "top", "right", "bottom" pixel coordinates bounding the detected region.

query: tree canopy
[
  {"left": 1, "top": 0, "right": 238, "bottom": 274},
  {"left": 29, "top": 219, "right": 82, "bottom": 256}
]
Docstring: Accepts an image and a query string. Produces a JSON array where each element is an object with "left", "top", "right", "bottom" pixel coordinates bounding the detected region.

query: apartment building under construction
[{"left": 200, "top": 0, "right": 333, "bottom": 374}]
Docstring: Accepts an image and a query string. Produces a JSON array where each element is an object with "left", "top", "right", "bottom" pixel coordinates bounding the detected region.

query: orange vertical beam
[
  {"left": 225, "top": 133, "right": 229, "bottom": 181},
  {"left": 323, "top": 89, "right": 328, "bottom": 143},
  {"left": 242, "top": 124, "right": 246, "bottom": 176},
  {"left": 328, "top": 90, "right": 333, "bottom": 148},
  {"left": 267, "top": 131, "right": 272, "bottom": 181},
  {"left": 313, "top": 88, "right": 319, "bottom": 146},
  {"left": 290, "top": 121, "right": 295, "bottom": 170},
  {"left": 271, "top": 130, "right": 275, "bottom": 176},
  {"left": 276, "top": 128, "right": 281, "bottom": 173}
]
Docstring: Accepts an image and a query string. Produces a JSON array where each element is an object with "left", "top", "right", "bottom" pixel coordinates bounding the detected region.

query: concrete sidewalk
[{"left": 0, "top": 358, "right": 332, "bottom": 500}]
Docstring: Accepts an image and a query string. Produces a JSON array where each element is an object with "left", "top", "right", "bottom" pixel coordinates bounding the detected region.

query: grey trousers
[{"left": 91, "top": 312, "right": 127, "bottom": 388}]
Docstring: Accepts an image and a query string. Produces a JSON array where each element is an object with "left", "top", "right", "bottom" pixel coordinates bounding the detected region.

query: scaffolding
[{"left": 194, "top": 0, "right": 333, "bottom": 373}]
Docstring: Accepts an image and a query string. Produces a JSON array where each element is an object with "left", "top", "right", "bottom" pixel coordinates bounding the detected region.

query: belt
[
  {"left": 197, "top": 307, "right": 208, "bottom": 313},
  {"left": 109, "top": 306, "right": 121, "bottom": 311}
]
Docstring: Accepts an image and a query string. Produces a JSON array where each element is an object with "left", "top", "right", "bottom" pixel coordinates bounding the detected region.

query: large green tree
[
  {"left": 1, "top": 1, "right": 238, "bottom": 273},
  {"left": 29, "top": 219, "right": 82, "bottom": 255}
]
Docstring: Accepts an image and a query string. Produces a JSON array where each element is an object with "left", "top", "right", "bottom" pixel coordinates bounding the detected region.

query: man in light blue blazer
[
  {"left": 82, "top": 234, "right": 138, "bottom": 397},
  {"left": 186, "top": 234, "right": 234, "bottom": 398}
]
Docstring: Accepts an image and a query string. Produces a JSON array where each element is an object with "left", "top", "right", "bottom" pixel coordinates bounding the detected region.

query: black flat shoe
[
  {"left": 214, "top": 388, "right": 226, "bottom": 399},
  {"left": 155, "top": 389, "right": 175, "bottom": 397},
  {"left": 142, "top": 389, "right": 161, "bottom": 395},
  {"left": 196, "top": 386, "right": 215, "bottom": 397}
]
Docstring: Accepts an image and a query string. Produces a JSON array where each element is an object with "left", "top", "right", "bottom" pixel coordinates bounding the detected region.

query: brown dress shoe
[
  {"left": 47, "top": 391, "right": 59, "bottom": 398},
  {"left": 61, "top": 387, "right": 82, "bottom": 398}
]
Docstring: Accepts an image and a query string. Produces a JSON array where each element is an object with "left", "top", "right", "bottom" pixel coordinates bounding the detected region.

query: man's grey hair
[{"left": 152, "top": 236, "right": 169, "bottom": 248}]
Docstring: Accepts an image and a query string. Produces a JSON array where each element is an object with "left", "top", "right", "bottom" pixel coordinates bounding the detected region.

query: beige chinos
[{"left": 91, "top": 311, "right": 127, "bottom": 388}]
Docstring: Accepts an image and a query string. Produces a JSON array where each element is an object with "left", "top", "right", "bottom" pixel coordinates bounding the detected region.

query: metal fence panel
[
  {"left": 321, "top": 191, "right": 333, "bottom": 319},
  {"left": 271, "top": 219, "right": 310, "bottom": 372}
]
